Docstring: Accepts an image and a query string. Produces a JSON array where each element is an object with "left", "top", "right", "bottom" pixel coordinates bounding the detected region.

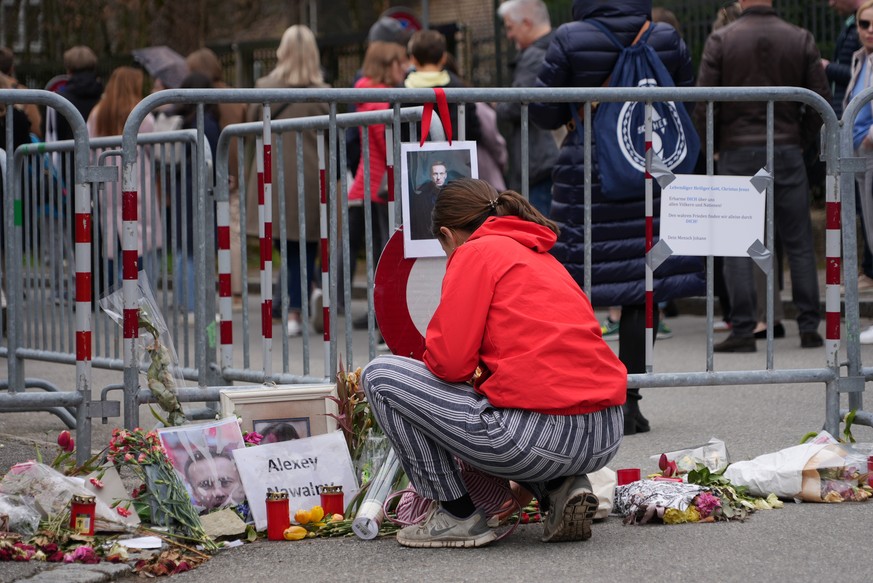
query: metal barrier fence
[
  {"left": 2, "top": 85, "right": 870, "bottom": 459},
  {"left": 0, "top": 89, "right": 104, "bottom": 465},
  {"left": 7, "top": 129, "right": 214, "bottom": 375},
  {"left": 213, "top": 105, "right": 434, "bottom": 385}
]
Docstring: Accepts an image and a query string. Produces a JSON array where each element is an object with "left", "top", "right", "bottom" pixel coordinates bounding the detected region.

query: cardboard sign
[
  {"left": 232, "top": 431, "right": 358, "bottom": 530},
  {"left": 660, "top": 174, "right": 765, "bottom": 257}
]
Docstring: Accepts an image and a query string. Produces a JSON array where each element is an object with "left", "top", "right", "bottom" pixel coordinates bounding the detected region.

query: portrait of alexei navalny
[{"left": 401, "top": 141, "right": 478, "bottom": 258}]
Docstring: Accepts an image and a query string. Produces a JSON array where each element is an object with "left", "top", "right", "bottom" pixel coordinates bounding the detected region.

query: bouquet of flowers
[
  {"left": 724, "top": 438, "right": 872, "bottom": 503},
  {"left": 107, "top": 427, "right": 216, "bottom": 551}
]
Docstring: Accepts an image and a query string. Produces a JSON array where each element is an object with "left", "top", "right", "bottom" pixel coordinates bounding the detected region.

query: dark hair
[
  {"left": 176, "top": 72, "right": 218, "bottom": 121},
  {"left": 260, "top": 422, "right": 300, "bottom": 442},
  {"left": 408, "top": 29, "right": 446, "bottom": 66},
  {"left": 0, "top": 47, "right": 13, "bottom": 76},
  {"left": 431, "top": 178, "right": 559, "bottom": 239}
]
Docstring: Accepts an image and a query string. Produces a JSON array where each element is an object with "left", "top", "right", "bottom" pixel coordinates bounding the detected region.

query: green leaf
[
  {"left": 148, "top": 404, "right": 170, "bottom": 427},
  {"left": 842, "top": 408, "right": 858, "bottom": 443}
]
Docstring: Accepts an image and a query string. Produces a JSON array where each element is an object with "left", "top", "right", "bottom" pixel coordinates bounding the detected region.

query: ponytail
[{"left": 431, "top": 178, "right": 560, "bottom": 238}]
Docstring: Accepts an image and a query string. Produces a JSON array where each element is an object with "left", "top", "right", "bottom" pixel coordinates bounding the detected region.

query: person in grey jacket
[{"left": 496, "top": 0, "right": 558, "bottom": 216}]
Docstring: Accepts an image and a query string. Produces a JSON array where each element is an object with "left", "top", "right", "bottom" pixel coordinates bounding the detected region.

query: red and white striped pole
[
  {"left": 121, "top": 160, "right": 139, "bottom": 426},
  {"left": 317, "top": 131, "right": 330, "bottom": 377},
  {"left": 216, "top": 186, "right": 233, "bottom": 370},
  {"left": 74, "top": 179, "right": 92, "bottom": 412},
  {"left": 258, "top": 104, "right": 273, "bottom": 379},
  {"left": 385, "top": 125, "right": 395, "bottom": 230},
  {"left": 644, "top": 102, "right": 654, "bottom": 373},
  {"left": 824, "top": 173, "right": 840, "bottom": 366}
]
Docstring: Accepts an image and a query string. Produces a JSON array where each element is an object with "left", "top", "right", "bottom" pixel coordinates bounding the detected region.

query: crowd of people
[{"left": 4, "top": 0, "right": 867, "bottom": 550}]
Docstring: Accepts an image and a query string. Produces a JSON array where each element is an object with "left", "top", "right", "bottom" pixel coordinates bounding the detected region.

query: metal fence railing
[{"left": 1, "top": 84, "right": 870, "bottom": 462}]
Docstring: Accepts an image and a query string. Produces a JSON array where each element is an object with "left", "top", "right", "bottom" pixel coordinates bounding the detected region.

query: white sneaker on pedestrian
[
  {"left": 286, "top": 318, "right": 302, "bottom": 337},
  {"left": 310, "top": 288, "right": 324, "bottom": 334},
  {"left": 860, "top": 325, "right": 873, "bottom": 345}
]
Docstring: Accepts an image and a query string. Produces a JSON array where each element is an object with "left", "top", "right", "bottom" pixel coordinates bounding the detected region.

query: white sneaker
[
  {"left": 286, "top": 318, "right": 302, "bottom": 337},
  {"left": 309, "top": 288, "right": 324, "bottom": 334},
  {"left": 860, "top": 325, "right": 873, "bottom": 345}
]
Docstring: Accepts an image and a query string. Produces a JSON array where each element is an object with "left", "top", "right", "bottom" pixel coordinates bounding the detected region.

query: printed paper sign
[
  {"left": 660, "top": 174, "right": 765, "bottom": 257},
  {"left": 233, "top": 431, "right": 358, "bottom": 530}
]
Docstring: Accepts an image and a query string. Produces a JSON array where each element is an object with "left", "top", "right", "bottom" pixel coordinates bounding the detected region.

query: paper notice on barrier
[{"left": 660, "top": 174, "right": 764, "bottom": 257}]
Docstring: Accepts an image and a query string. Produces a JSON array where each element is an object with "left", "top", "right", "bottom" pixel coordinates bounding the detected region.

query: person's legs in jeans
[
  {"left": 279, "top": 239, "right": 318, "bottom": 335},
  {"left": 173, "top": 252, "right": 195, "bottom": 312}
]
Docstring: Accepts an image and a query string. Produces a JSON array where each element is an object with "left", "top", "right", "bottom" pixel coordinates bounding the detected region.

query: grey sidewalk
[{"left": 3, "top": 311, "right": 873, "bottom": 582}]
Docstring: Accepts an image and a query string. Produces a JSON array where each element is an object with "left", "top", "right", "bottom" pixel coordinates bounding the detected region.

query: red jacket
[
  {"left": 423, "top": 216, "right": 627, "bottom": 415},
  {"left": 348, "top": 77, "right": 390, "bottom": 204}
]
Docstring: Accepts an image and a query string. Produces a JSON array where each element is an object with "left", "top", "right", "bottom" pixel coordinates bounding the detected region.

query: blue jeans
[
  {"left": 173, "top": 253, "right": 195, "bottom": 312},
  {"left": 528, "top": 179, "right": 553, "bottom": 217},
  {"left": 274, "top": 239, "right": 319, "bottom": 314}
]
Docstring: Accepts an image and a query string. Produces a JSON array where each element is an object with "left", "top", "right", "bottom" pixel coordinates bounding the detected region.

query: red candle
[
  {"left": 320, "top": 485, "right": 344, "bottom": 516},
  {"left": 266, "top": 491, "right": 290, "bottom": 541},
  {"left": 868, "top": 456, "right": 873, "bottom": 488},
  {"left": 70, "top": 494, "right": 96, "bottom": 535}
]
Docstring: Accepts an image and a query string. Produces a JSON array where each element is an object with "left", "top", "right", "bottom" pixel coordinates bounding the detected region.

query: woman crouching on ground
[{"left": 361, "top": 178, "right": 627, "bottom": 548}]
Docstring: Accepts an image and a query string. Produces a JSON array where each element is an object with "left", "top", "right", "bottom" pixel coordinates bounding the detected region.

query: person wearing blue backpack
[{"left": 530, "top": 0, "right": 704, "bottom": 435}]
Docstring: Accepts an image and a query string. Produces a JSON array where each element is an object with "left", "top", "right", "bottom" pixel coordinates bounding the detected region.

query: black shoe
[
  {"left": 713, "top": 335, "right": 756, "bottom": 353},
  {"left": 800, "top": 331, "right": 824, "bottom": 348},
  {"left": 624, "top": 411, "right": 650, "bottom": 435},
  {"left": 754, "top": 323, "right": 785, "bottom": 339},
  {"left": 622, "top": 400, "right": 650, "bottom": 435}
]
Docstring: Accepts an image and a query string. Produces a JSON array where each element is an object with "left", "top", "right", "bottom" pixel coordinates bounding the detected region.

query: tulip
[{"left": 57, "top": 430, "right": 74, "bottom": 453}]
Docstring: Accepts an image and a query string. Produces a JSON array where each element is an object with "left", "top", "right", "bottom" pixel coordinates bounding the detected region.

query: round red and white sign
[{"left": 374, "top": 228, "right": 445, "bottom": 360}]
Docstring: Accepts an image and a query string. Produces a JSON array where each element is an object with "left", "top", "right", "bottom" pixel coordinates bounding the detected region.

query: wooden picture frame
[{"left": 219, "top": 384, "right": 338, "bottom": 443}]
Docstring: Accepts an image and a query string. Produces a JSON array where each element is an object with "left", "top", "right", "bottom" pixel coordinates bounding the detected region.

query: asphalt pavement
[{"left": 3, "top": 296, "right": 873, "bottom": 582}]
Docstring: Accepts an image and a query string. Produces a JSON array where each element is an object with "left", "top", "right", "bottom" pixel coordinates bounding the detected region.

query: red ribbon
[{"left": 419, "top": 87, "right": 453, "bottom": 147}]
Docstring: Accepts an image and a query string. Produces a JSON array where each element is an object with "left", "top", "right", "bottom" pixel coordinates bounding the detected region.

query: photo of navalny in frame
[
  {"left": 401, "top": 141, "right": 478, "bottom": 258},
  {"left": 157, "top": 417, "right": 247, "bottom": 512}
]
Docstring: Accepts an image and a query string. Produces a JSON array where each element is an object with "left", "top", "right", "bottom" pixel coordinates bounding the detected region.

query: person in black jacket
[{"left": 530, "top": 0, "right": 704, "bottom": 435}]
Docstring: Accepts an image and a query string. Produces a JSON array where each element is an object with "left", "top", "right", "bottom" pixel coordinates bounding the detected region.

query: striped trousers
[{"left": 361, "top": 355, "right": 623, "bottom": 503}]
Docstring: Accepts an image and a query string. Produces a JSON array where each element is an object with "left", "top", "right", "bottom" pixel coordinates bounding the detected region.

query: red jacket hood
[{"left": 464, "top": 216, "right": 556, "bottom": 254}]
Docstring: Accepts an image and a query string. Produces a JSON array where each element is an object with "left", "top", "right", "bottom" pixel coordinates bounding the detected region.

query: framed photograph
[
  {"left": 219, "top": 383, "right": 338, "bottom": 443},
  {"left": 252, "top": 417, "right": 311, "bottom": 442},
  {"left": 157, "top": 417, "right": 247, "bottom": 513},
  {"left": 400, "top": 140, "right": 478, "bottom": 258}
]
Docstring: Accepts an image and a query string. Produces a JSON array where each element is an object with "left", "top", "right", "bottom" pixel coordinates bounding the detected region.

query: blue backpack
[{"left": 573, "top": 20, "right": 700, "bottom": 200}]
